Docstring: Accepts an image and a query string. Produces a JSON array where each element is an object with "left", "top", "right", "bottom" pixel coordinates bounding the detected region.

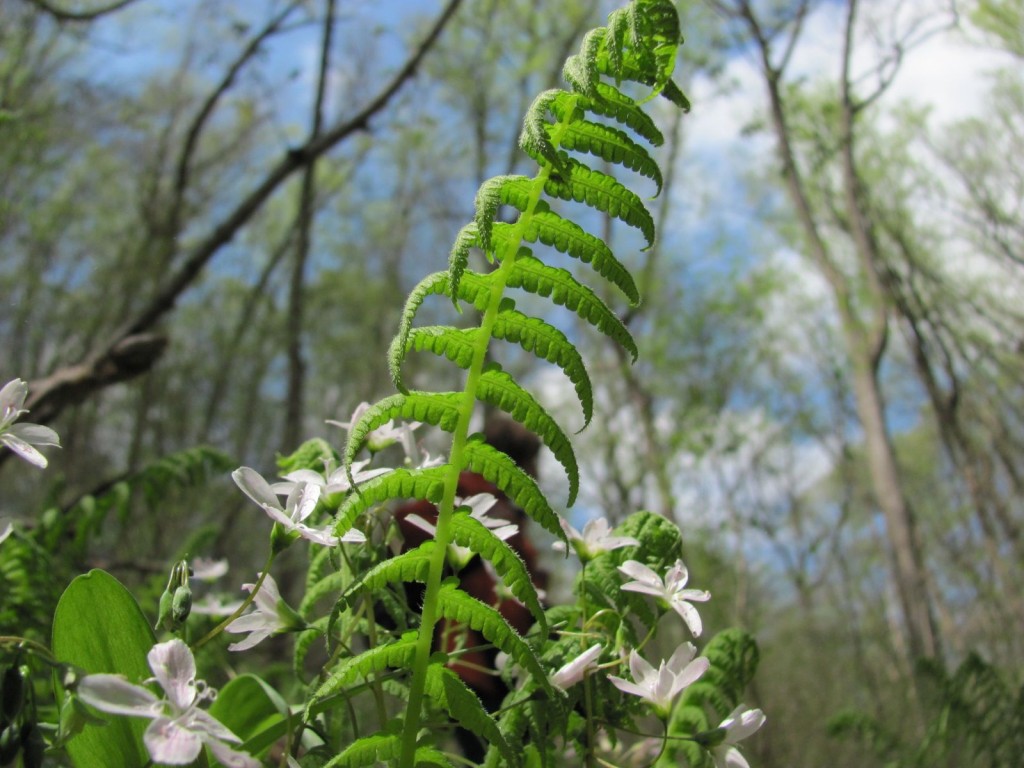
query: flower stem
[{"left": 191, "top": 549, "right": 275, "bottom": 650}]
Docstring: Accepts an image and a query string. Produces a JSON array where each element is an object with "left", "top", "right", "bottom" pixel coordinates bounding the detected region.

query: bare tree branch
[
  {"left": 22, "top": 0, "right": 142, "bottom": 22},
  {"left": 18, "top": 0, "right": 465, "bottom": 430}
]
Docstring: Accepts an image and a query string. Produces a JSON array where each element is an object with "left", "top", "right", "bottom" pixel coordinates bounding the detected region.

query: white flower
[
  {"left": 0, "top": 379, "right": 60, "bottom": 468},
  {"left": 225, "top": 574, "right": 305, "bottom": 651},
  {"left": 618, "top": 559, "right": 711, "bottom": 636},
  {"left": 608, "top": 644, "right": 709, "bottom": 716},
  {"left": 550, "top": 644, "right": 603, "bottom": 691},
  {"left": 278, "top": 458, "right": 389, "bottom": 497},
  {"left": 711, "top": 705, "right": 766, "bottom": 768},
  {"left": 328, "top": 401, "right": 422, "bottom": 455},
  {"left": 232, "top": 466, "right": 365, "bottom": 546},
  {"left": 76, "top": 639, "right": 258, "bottom": 767},
  {"left": 406, "top": 493, "right": 517, "bottom": 542},
  {"left": 553, "top": 516, "right": 639, "bottom": 560},
  {"left": 190, "top": 557, "right": 229, "bottom": 582},
  {"left": 0, "top": 519, "right": 11, "bottom": 545}
]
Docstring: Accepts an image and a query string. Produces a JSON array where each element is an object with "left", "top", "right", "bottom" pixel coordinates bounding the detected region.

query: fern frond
[
  {"left": 423, "top": 664, "right": 519, "bottom": 768},
  {"left": 520, "top": 89, "right": 574, "bottom": 175},
  {"left": 505, "top": 253, "right": 638, "bottom": 361},
  {"left": 520, "top": 208, "right": 639, "bottom": 304},
  {"left": 490, "top": 301, "right": 594, "bottom": 428},
  {"left": 476, "top": 362, "right": 579, "bottom": 504},
  {"left": 435, "top": 581, "right": 554, "bottom": 699},
  {"left": 344, "top": 392, "right": 462, "bottom": 469},
  {"left": 404, "top": 326, "right": 479, "bottom": 370},
  {"left": 583, "top": 83, "right": 664, "bottom": 146},
  {"left": 309, "top": 633, "right": 418, "bottom": 713},
  {"left": 474, "top": 174, "right": 534, "bottom": 254},
  {"left": 562, "top": 27, "right": 606, "bottom": 99},
  {"left": 333, "top": 466, "right": 447, "bottom": 537},
  {"left": 448, "top": 223, "right": 482, "bottom": 306},
  {"left": 340, "top": 542, "right": 436, "bottom": 609},
  {"left": 324, "top": 732, "right": 402, "bottom": 768},
  {"left": 460, "top": 436, "right": 567, "bottom": 547},
  {"left": 599, "top": 0, "right": 682, "bottom": 102},
  {"left": 550, "top": 119, "right": 662, "bottom": 193},
  {"left": 450, "top": 510, "right": 546, "bottom": 630},
  {"left": 544, "top": 157, "right": 655, "bottom": 246}
]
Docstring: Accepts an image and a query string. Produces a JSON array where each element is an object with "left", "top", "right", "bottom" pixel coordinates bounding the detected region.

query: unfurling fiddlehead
[{"left": 331, "top": 2, "right": 688, "bottom": 765}]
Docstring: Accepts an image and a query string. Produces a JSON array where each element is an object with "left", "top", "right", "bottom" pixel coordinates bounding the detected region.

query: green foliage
[
  {"left": 50, "top": 570, "right": 155, "bottom": 767},
  {"left": 828, "top": 654, "right": 1024, "bottom": 768}
]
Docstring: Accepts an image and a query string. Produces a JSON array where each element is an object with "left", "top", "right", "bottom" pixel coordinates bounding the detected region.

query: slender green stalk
[
  {"left": 191, "top": 549, "right": 275, "bottom": 650},
  {"left": 397, "top": 120, "right": 569, "bottom": 765}
]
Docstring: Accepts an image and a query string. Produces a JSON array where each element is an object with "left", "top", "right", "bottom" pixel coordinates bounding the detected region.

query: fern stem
[{"left": 398, "top": 131, "right": 566, "bottom": 765}]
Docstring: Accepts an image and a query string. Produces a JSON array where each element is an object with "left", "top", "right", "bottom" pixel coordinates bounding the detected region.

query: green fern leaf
[
  {"left": 324, "top": 731, "right": 447, "bottom": 768},
  {"left": 562, "top": 27, "right": 606, "bottom": 99},
  {"left": 424, "top": 664, "right": 519, "bottom": 768},
  {"left": 516, "top": 207, "right": 639, "bottom": 305},
  {"left": 309, "top": 633, "right": 418, "bottom": 712},
  {"left": 333, "top": 466, "right": 448, "bottom": 538},
  {"left": 323, "top": 732, "right": 399, "bottom": 768},
  {"left": 460, "top": 436, "right": 567, "bottom": 548},
  {"left": 505, "top": 253, "right": 638, "bottom": 361},
  {"left": 476, "top": 362, "right": 579, "bottom": 504},
  {"left": 341, "top": 542, "right": 436, "bottom": 610},
  {"left": 404, "top": 326, "right": 479, "bottom": 370},
  {"left": 448, "top": 222, "right": 487, "bottom": 306},
  {"left": 584, "top": 83, "right": 664, "bottom": 146},
  {"left": 544, "top": 157, "right": 654, "bottom": 246},
  {"left": 390, "top": 272, "right": 492, "bottom": 392},
  {"left": 474, "top": 174, "right": 534, "bottom": 254},
  {"left": 520, "top": 89, "right": 574, "bottom": 175},
  {"left": 450, "top": 510, "right": 546, "bottom": 631},
  {"left": 490, "top": 301, "right": 594, "bottom": 428},
  {"left": 599, "top": 0, "right": 682, "bottom": 104},
  {"left": 344, "top": 392, "right": 463, "bottom": 470},
  {"left": 436, "top": 581, "right": 554, "bottom": 699},
  {"left": 549, "top": 119, "right": 662, "bottom": 193}
]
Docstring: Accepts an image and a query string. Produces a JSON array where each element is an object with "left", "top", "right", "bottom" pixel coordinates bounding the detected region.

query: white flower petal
[
  {"left": 1, "top": 433, "right": 49, "bottom": 468},
  {"left": 232, "top": 467, "right": 282, "bottom": 510},
  {"left": 618, "top": 560, "right": 660, "bottom": 586},
  {"left": 550, "top": 644, "right": 603, "bottom": 690},
  {"left": 77, "top": 674, "right": 161, "bottom": 717},
  {"left": 144, "top": 716, "right": 203, "bottom": 765},
  {"left": 204, "top": 735, "right": 261, "bottom": 768},
  {"left": 8, "top": 422, "right": 60, "bottom": 447},
  {"left": 147, "top": 639, "right": 197, "bottom": 712}
]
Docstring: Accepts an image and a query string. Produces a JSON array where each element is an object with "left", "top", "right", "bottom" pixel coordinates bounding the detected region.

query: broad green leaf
[
  {"left": 52, "top": 570, "right": 155, "bottom": 768},
  {"left": 209, "top": 674, "right": 289, "bottom": 758}
]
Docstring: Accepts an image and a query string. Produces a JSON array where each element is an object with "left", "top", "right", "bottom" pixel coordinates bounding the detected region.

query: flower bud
[
  {"left": 171, "top": 584, "right": 193, "bottom": 625},
  {"left": 155, "top": 586, "right": 175, "bottom": 632}
]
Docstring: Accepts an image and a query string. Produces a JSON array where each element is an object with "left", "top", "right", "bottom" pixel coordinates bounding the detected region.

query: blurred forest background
[{"left": 1, "top": 0, "right": 1022, "bottom": 766}]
